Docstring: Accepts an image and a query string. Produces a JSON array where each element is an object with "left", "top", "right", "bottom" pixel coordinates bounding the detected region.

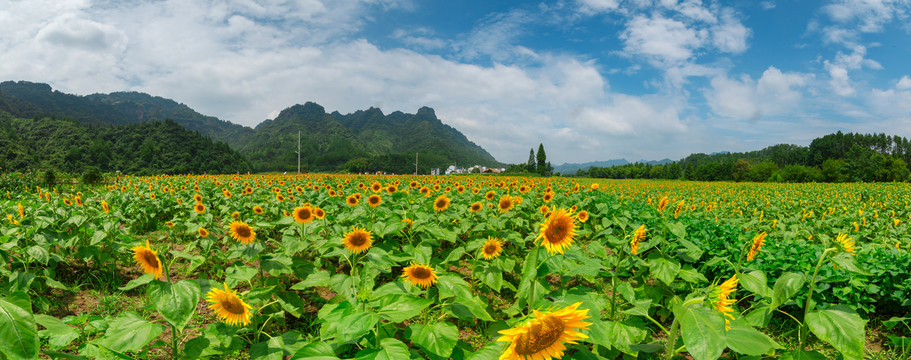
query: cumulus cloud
[
  {"left": 823, "top": 45, "right": 881, "bottom": 97},
  {"left": 706, "top": 67, "right": 810, "bottom": 119}
]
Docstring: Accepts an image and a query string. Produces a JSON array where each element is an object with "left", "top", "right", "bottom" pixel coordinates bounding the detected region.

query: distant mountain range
[
  {"left": 553, "top": 158, "right": 673, "bottom": 174},
  {"left": 0, "top": 80, "right": 500, "bottom": 173}
]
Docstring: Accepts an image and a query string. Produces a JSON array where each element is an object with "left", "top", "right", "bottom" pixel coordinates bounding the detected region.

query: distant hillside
[
  {"left": 0, "top": 81, "right": 254, "bottom": 148},
  {"left": 240, "top": 102, "right": 501, "bottom": 173},
  {"left": 554, "top": 158, "right": 672, "bottom": 174},
  {"left": 0, "top": 81, "right": 502, "bottom": 174},
  {"left": 0, "top": 112, "right": 251, "bottom": 175}
]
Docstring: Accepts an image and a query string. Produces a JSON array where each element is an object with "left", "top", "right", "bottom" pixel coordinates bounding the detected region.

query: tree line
[{"left": 576, "top": 132, "right": 911, "bottom": 182}]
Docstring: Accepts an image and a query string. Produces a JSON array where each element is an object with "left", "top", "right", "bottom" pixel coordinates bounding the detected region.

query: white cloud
[
  {"left": 577, "top": 0, "right": 620, "bottom": 14},
  {"left": 818, "top": 0, "right": 911, "bottom": 46},
  {"left": 897, "top": 75, "right": 911, "bottom": 90},
  {"left": 706, "top": 66, "right": 810, "bottom": 119},
  {"left": 620, "top": 14, "right": 706, "bottom": 66},
  {"left": 711, "top": 8, "right": 750, "bottom": 53},
  {"left": 823, "top": 45, "right": 882, "bottom": 97},
  {"left": 760, "top": 2, "right": 776, "bottom": 10}
]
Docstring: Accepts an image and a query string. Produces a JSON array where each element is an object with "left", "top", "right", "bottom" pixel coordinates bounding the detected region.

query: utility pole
[
  {"left": 296, "top": 130, "right": 301, "bottom": 174},
  {"left": 414, "top": 152, "right": 418, "bottom": 175}
]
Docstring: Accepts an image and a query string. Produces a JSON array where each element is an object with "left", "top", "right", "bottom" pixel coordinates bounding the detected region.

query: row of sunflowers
[{"left": 1, "top": 174, "right": 908, "bottom": 359}]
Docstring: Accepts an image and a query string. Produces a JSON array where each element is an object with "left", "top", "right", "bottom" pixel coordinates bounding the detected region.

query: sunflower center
[
  {"left": 221, "top": 295, "right": 246, "bottom": 314},
  {"left": 349, "top": 233, "right": 368, "bottom": 247},
  {"left": 483, "top": 243, "right": 499, "bottom": 255},
  {"left": 370, "top": 197, "right": 380, "bottom": 204},
  {"left": 500, "top": 200, "right": 512, "bottom": 209},
  {"left": 436, "top": 199, "right": 447, "bottom": 208},
  {"left": 411, "top": 267, "right": 431, "bottom": 280},
  {"left": 235, "top": 225, "right": 252, "bottom": 238},
  {"left": 141, "top": 250, "right": 160, "bottom": 268},
  {"left": 297, "top": 208, "right": 311, "bottom": 219},
  {"left": 515, "top": 315, "right": 565, "bottom": 355},
  {"left": 546, "top": 217, "right": 572, "bottom": 244}
]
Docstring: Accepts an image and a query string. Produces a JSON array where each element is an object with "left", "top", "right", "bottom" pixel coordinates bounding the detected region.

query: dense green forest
[
  {"left": 1, "top": 81, "right": 502, "bottom": 174},
  {"left": 577, "top": 132, "right": 911, "bottom": 182},
  {"left": 0, "top": 112, "right": 251, "bottom": 175}
]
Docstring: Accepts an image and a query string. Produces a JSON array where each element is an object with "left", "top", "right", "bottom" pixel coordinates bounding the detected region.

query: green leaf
[
  {"left": 408, "top": 322, "right": 459, "bottom": 359},
  {"left": 437, "top": 275, "right": 473, "bottom": 300},
  {"left": 317, "top": 302, "right": 378, "bottom": 344},
  {"left": 250, "top": 336, "right": 283, "bottom": 360},
  {"left": 376, "top": 295, "right": 434, "bottom": 323},
  {"left": 442, "top": 247, "right": 465, "bottom": 264},
  {"left": 292, "top": 342, "right": 340, "bottom": 359},
  {"left": 738, "top": 270, "right": 772, "bottom": 299},
  {"left": 725, "top": 318, "right": 781, "bottom": 356},
  {"left": 225, "top": 264, "right": 258, "bottom": 288},
  {"left": 647, "top": 254, "right": 680, "bottom": 286},
  {"left": 666, "top": 222, "right": 687, "bottom": 239},
  {"left": 476, "top": 265, "right": 504, "bottom": 292},
  {"left": 829, "top": 253, "right": 873, "bottom": 276},
  {"left": 771, "top": 272, "right": 805, "bottom": 311},
  {"left": 805, "top": 305, "right": 866, "bottom": 360},
  {"left": 35, "top": 314, "right": 79, "bottom": 351},
  {"left": 147, "top": 280, "right": 200, "bottom": 331},
  {"left": 588, "top": 319, "right": 648, "bottom": 356},
  {"left": 353, "top": 338, "right": 410, "bottom": 360},
  {"left": 676, "top": 303, "right": 726, "bottom": 360},
  {"left": 780, "top": 350, "right": 827, "bottom": 360},
  {"left": 677, "top": 265, "right": 708, "bottom": 284},
  {"left": 277, "top": 291, "right": 309, "bottom": 318},
  {"left": 622, "top": 299, "right": 652, "bottom": 318},
  {"left": 26, "top": 246, "right": 49, "bottom": 266},
  {"left": 290, "top": 270, "right": 332, "bottom": 290},
  {"left": 181, "top": 323, "right": 243, "bottom": 359},
  {"left": 95, "top": 312, "right": 165, "bottom": 353},
  {"left": 0, "top": 292, "right": 39, "bottom": 360},
  {"left": 118, "top": 274, "right": 153, "bottom": 291}
]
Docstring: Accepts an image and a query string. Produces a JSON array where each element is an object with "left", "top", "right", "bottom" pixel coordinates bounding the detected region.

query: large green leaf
[
  {"left": 118, "top": 274, "right": 153, "bottom": 292},
  {"left": 408, "top": 322, "right": 459, "bottom": 359},
  {"left": 725, "top": 318, "right": 781, "bottom": 356},
  {"left": 250, "top": 336, "right": 283, "bottom": 360},
  {"left": 34, "top": 314, "right": 79, "bottom": 351},
  {"left": 147, "top": 280, "right": 200, "bottom": 331},
  {"left": 647, "top": 254, "right": 680, "bottom": 286},
  {"left": 353, "top": 338, "right": 410, "bottom": 360},
  {"left": 805, "top": 305, "right": 866, "bottom": 360},
  {"left": 770, "top": 272, "right": 805, "bottom": 311},
  {"left": 94, "top": 312, "right": 165, "bottom": 353},
  {"left": 375, "top": 295, "right": 433, "bottom": 323},
  {"left": 181, "top": 323, "right": 243, "bottom": 359},
  {"left": 0, "top": 292, "right": 39, "bottom": 360},
  {"left": 676, "top": 303, "right": 726, "bottom": 360},
  {"left": 738, "top": 270, "right": 771, "bottom": 299},
  {"left": 829, "top": 253, "right": 872, "bottom": 276},
  {"left": 588, "top": 319, "right": 648, "bottom": 356}
]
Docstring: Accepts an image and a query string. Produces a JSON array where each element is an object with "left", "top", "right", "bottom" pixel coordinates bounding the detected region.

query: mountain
[
  {"left": 0, "top": 81, "right": 254, "bottom": 148},
  {"left": 0, "top": 113, "right": 251, "bottom": 175},
  {"left": 0, "top": 81, "right": 502, "bottom": 173},
  {"left": 553, "top": 159, "right": 629, "bottom": 174}
]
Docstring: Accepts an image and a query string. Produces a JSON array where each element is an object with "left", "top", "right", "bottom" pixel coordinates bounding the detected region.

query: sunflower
[
  {"left": 206, "top": 283, "right": 254, "bottom": 326},
  {"left": 101, "top": 200, "right": 110, "bottom": 214},
  {"left": 402, "top": 262, "right": 438, "bottom": 288},
  {"left": 229, "top": 221, "right": 256, "bottom": 245},
  {"left": 542, "top": 192, "right": 553, "bottom": 202},
  {"left": 342, "top": 227, "right": 373, "bottom": 254},
  {"left": 631, "top": 225, "right": 646, "bottom": 256},
  {"left": 485, "top": 191, "right": 496, "bottom": 201},
  {"left": 497, "top": 302, "right": 592, "bottom": 360},
  {"left": 132, "top": 240, "right": 163, "bottom": 280},
  {"left": 346, "top": 195, "right": 359, "bottom": 206},
  {"left": 834, "top": 233, "right": 855, "bottom": 255},
  {"left": 253, "top": 206, "right": 264, "bottom": 215},
  {"left": 74, "top": 196, "right": 83, "bottom": 206},
  {"left": 313, "top": 207, "right": 325, "bottom": 220},
  {"left": 419, "top": 186, "right": 431, "bottom": 196},
  {"left": 194, "top": 203, "right": 206, "bottom": 214},
  {"left": 386, "top": 185, "right": 398, "bottom": 194},
  {"left": 275, "top": 194, "right": 285, "bottom": 201},
  {"left": 498, "top": 195, "right": 514, "bottom": 213},
  {"left": 712, "top": 275, "right": 739, "bottom": 330},
  {"left": 165, "top": 221, "right": 175, "bottom": 228},
  {"left": 577, "top": 210, "right": 589, "bottom": 223},
  {"left": 368, "top": 194, "right": 382, "bottom": 207},
  {"left": 470, "top": 202, "right": 483, "bottom": 213},
  {"left": 536, "top": 208, "right": 578, "bottom": 255},
  {"left": 231, "top": 211, "right": 240, "bottom": 220},
  {"left": 198, "top": 227, "right": 209, "bottom": 237},
  {"left": 292, "top": 206, "right": 314, "bottom": 224},
  {"left": 17, "top": 203, "right": 24, "bottom": 219},
  {"left": 481, "top": 237, "right": 503, "bottom": 260},
  {"left": 746, "top": 232, "right": 767, "bottom": 261},
  {"left": 370, "top": 181, "right": 382, "bottom": 192},
  {"left": 409, "top": 181, "right": 419, "bottom": 188},
  {"left": 656, "top": 197, "right": 669, "bottom": 212},
  {"left": 433, "top": 195, "right": 450, "bottom": 212}
]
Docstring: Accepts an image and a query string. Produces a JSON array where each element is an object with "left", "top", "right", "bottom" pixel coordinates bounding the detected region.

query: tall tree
[
  {"left": 536, "top": 143, "right": 547, "bottom": 175},
  {"left": 527, "top": 148, "right": 536, "bottom": 172}
]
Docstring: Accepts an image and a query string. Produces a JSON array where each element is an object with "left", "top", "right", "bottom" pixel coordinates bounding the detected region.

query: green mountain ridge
[{"left": 0, "top": 80, "right": 502, "bottom": 174}]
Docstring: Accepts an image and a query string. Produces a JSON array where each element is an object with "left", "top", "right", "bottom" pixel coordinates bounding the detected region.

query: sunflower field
[{"left": 1, "top": 174, "right": 910, "bottom": 359}]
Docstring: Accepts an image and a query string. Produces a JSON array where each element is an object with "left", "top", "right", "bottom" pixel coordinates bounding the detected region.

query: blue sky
[{"left": 2, "top": 0, "right": 910, "bottom": 165}]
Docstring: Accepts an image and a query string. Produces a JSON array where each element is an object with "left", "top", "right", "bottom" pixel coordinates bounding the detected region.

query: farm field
[{"left": 2, "top": 174, "right": 910, "bottom": 360}]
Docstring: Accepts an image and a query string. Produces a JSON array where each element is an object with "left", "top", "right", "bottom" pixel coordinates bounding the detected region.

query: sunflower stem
[
  {"left": 663, "top": 317, "right": 680, "bottom": 360},
  {"left": 608, "top": 249, "right": 628, "bottom": 321},
  {"left": 169, "top": 323, "right": 180, "bottom": 359},
  {"left": 798, "top": 247, "right": 833, "bottom": 351}
]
